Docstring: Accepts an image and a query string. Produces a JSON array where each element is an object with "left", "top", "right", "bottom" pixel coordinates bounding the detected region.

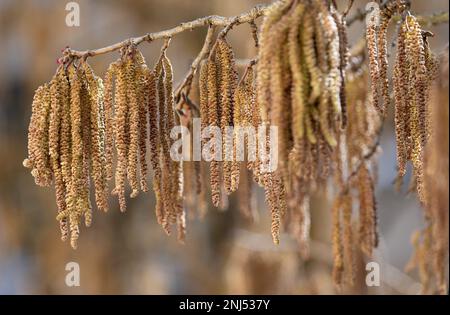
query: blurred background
[{"left": 0, "top": 0, "right": 448, "bottom": 294}]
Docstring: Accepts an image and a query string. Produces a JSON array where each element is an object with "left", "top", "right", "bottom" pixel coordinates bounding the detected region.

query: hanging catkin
[
  {"left": 163, "top": 53, "right": 185, "bottom": 238},
  {"left": 137, "top": 54, "right": 150, "bottom": 193},
  {"left": 50, "top": 67, "right": 71, "bottom": 243},
  {"left": 393, "top": 24, "right": 409, "bottom": 179},
  {"left": 124, "top": 55, "right": 141, "bottom": 198},
  {"left": 206, "top": 54, "right": 221, "bottom": 208},
  {"left": 376, "top": 2, "right": 397, "bottom": 116},
  {"left": 25, "top": 84, "right": 52, "bottom": 187},
  {"left": 151, "top": 58, "right": 165, "bottom": 226},
  {"left": 358, "top": 162, "right": 378, "bottom": 256},
  {"left": 81, "top": 61, "right": 108, "bottom": 211},
  {"left": 103, "top": 62, "right": 116, "bottom": 182},
  {"left": 366, "top": 14, "right": 381, "bottom": 114},
  {"left": 216, "top": 38, "right": 238, "bottom": 195},
  {"left": 112, "top": 58, "right": 129, "bottom": 212}
]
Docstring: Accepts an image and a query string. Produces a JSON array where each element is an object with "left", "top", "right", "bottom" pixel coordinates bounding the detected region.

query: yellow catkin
[
  {"left": 60, "top": 64, "right": 72, "bottom": 215},
  {"left": 124, "top": 55, "right": 140, "bottom": 198},
  {"left": 303, "top": 11, "right": 322, "bottom": 106},
  {"left": 112, "top": 59, "right": 129, "bottom": 212},
  {"left": 405, "top": 16, "right": 427, "bottom": 203},
  {"left": 49, "top": 66, "right": 69, "bottom": 243},
  {"left": 393, "top": 24, "right": 408, "bottom": 179},
  {"left": 217, "top": 39, "right": 237, "bottom": 195},
  {"left": 206, "top": 56, "right": 221, "bottom": 208},
  {"left": 288, "top": 3, "right": 305, "bottom": 144},
  {"left": 79, "top": 70, "right": 93, "bottom": 230},
  {"left": 25, "top": 84, "right": 52, "bottom": 187},
  {"left": 377, "top": 4, "right": 395, "bottom": 116},
  {"left": 81, "top": 61, "right": 108, "bottom": 211},
  {"left": 199, "top": 60, "right": 209, "bottom": 147},
  {"left": 268, "top": 11, "right": 292, "bottom": 180},
  {"left": 257, "top": 0, "right": 292, "bottom": 122},
  {"left": 68, "top": 65, "right": 88, "bottom": 229},
  {"left": 366, "top": 15, "right": 381, "bottom": 114},
  {"left": 103, "top": 62, "right": 116, "bottom": 182},
  {"left": 232, "top": 78, "right": 244, "bottom": 192}
]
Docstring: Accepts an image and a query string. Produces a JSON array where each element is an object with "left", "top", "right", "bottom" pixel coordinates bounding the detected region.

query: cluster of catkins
[
  {"left": 198, "top": 34, "right": 286, "bottom": 244},
  {"left": 23, "top": 0, "right": 447, "bottom": 292},
  {"left": 256, "top": 0, "right": 379, "bottom": 285},
  {"left": 24, "top": 43, "right": 187, "bottom": 248},
  {"left": 366, "top": 1, "right": 438, "bottom": 198},
  {"left": 24, "top": 60, "right": 108, "bottom": 249},
  {"left": 366, "top": 1, "right": 447, "bottom": 294}
]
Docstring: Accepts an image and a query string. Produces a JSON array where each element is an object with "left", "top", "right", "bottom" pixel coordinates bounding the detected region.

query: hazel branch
[{"left": 65, "top": 4, "right": 272, "bottom": 60}]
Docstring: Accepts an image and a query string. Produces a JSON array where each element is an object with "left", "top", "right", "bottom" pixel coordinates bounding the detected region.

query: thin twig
[
  {"left": 342, "top": 0, "right": 355, "bottom": 19},
  {"left": 174, "top": 25, "right": 216, "bottom": 103},
  {"left": 65, "top": 4, "right": 272, "bottom": 60}
]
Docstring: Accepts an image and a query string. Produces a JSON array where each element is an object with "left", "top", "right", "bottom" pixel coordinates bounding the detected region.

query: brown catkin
[
  {"left": 199, "top": 60, "right": 209, "bottom": 146},
  {"left": 206, "top": 55, "right": 221, "bottom": 208},
  {"left": 341, "top": 193, "right": 355, "bottom": 286},
  {"left": 393, "top": 24, "right": 409, "bottom": 179},
  {"left": 263, "top": 172, "right": 280, "bottom": 245},
  {"left": 217, "top": 39, "right": 237, "bottom": 195},
  {"left": 156, "top": 56, "right": 172, "bottom": 231},
  {"left": 332, "top": 196, "right": 344, "bottom": 287},
  {"left": 163, "top": 54, "right": 184, "bottom": 234},
  {"left": 150, "top": 59, "right": 164, "bottom": 225},
  {"left": 377, "top": 6, "right": 395, "bottom": 116},
  {"left": 138, "top": 66, "right": 150, "bottom": 192},
  {"left": 103, "top": 62, "right": 116, "bottom": 182},
  {"left": 80, "top": 71, "right": 93, "bottom": 229},
  {"left": 358, "top": 162, "right": 378, "bottom": 256}
]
